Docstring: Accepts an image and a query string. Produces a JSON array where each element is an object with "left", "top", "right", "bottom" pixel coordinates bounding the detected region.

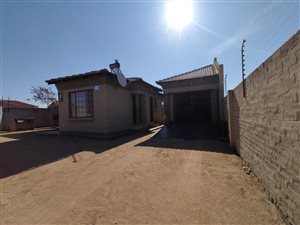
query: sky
[{"left": 1, "top": 0, "right": 299, "bottom": 107}]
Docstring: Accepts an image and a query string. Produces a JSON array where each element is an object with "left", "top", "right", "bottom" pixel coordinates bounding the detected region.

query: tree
[{"left": 30, "top": 86, "right": 57, "bottom": 106}]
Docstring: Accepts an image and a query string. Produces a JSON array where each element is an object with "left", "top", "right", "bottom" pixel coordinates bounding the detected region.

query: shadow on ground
[
  {"left": 153, "top": 122, "right": 223, "bottom": 140},
  {"left": 135, "top": 122, "right": 234, "bottom": 155},
  {"left": 136, "top": 123, "right": 236, "bottom": 154},
  {"left": 136, "top": 137, "right": 235, "bottom": 155},
  {"left": 0, "top": 130, "right": 149, "bottom": 179}
]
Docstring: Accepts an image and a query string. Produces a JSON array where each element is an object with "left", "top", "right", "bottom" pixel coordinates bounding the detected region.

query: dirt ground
[{"left": 1, "top": 129, "right": 284, "bottom": 225}]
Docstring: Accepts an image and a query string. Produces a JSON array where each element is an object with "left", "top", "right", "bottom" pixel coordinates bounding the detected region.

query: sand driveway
[{"left": 1, "top": 129, "right": 283, "bottom": 225}]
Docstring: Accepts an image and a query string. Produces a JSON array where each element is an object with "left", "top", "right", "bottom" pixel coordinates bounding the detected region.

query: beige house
[
  {"left": 156, "top": 58, "right": 224, "bottom": 123},
  {"left": 46, "top": 67, "right": 164, "bottom": 134}
]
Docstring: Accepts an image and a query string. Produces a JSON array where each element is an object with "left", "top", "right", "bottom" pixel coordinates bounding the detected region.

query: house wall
[
  {"left": 57, "top": 82, "right": 133, "bottom": 134},
  {"left": 227, "top": 30, "right": 300, "bottom": 225},
  {"left": 142, "top": 94, "right": 149, "bottom": 125},
  {"left": 166, "top": 93, "right": 174, "bottom": 123},
  {"left": 131, "top": 93, "right": 164, "bottom": 127},
  {"left": 144, "top": 94, "right": 164, "bottom": 125},
  {"left": 58, "top": 85, "right": 102, "bottom": 133},
  {"left": 0, "top": 107, "right": 57, "bottom": 131},
  {"left": 153, "top": 96, "right": 165, "bottom": 124},
  {"left": 127, "top": 80, "right": 165, "bottom": 125},
  {"left": 102, "top": 85, "right": 133, "bottom": 134},
  {"left": 214, "top": 60, "right": 225, "bottom": 121},
  {"left": 56, "top": 75, "right": 110, "bottom": 133}
]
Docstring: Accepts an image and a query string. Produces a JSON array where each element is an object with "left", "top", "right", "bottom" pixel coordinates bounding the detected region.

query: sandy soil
[{"left": 1, "top": 129, "right": 284, "bottom": 225}]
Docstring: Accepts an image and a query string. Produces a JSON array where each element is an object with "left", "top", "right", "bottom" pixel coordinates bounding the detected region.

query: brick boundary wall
[{"left": 227, "top": 30, "right": 300, "bottom": 225}]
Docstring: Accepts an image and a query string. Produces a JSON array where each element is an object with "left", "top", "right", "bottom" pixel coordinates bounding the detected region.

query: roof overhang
[
  {"left": 158, "top": 75, "right": 219, "bottom": 90},
  {"left": 45, "top": 69, "right": 112, "bottom": 85}
]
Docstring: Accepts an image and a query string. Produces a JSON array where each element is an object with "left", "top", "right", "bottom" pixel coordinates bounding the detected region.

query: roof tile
[{"left": 156, "top": 64, "right": 217, "bottom": 84}]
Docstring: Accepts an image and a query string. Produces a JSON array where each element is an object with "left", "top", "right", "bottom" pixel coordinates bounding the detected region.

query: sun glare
[{"left": 166, "top": 0, "right": 193, "bottom": 30}]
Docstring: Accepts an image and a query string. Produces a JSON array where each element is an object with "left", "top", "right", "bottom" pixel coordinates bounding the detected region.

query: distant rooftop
[
  {"left": 0, "top": 100, "right": 37, "bottom": 109},
  {"left": 156, "top": 64, "right": 217, "bottom": 84}
]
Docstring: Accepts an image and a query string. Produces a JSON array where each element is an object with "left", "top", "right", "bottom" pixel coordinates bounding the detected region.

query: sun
[{"left": 166, "top": 0, "right": 193, "bottom": 30}]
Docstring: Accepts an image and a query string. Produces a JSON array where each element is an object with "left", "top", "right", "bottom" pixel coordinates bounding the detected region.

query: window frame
[{"left": 68, "top": 89, "right": 94, "bottom": 119}]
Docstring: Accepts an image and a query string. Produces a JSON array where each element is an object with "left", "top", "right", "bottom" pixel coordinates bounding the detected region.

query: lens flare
[{"left": 166, "top": 0, "right": 193, "bottom": 30}]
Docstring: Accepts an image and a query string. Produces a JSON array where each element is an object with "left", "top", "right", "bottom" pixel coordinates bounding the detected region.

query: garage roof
[{"left": 156, "top": 64, "right": 217, "bottom": 84}]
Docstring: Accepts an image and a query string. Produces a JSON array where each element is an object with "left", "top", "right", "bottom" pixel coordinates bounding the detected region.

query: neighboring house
[
  {"left": 0, "top": 100, "right": 56, "bottom": 131},
  {"left": 0, "top": 99, "right": 37, "bottom": 131},
  {"left": 0, "top": 100, "right": 37, "bottom": 109},
  {"left": 46, "top": 64, "right": 164, "bottom": 134},
  {"left": 156, "top": 58, "right": 225, "bottom": 123}
]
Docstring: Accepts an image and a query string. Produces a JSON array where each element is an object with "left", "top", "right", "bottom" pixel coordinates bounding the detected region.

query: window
[{"left": 69, "top": 90, "right": 94, "bottom": 118}]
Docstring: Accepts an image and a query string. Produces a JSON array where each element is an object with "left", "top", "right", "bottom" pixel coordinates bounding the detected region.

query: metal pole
[{"left": 241, "top": 39, "right": 246, "bottom": 97}]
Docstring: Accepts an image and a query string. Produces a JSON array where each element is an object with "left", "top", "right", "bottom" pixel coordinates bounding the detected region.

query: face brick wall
[{"left": 227, "top": 30, "right": 300, "bottom": 225}]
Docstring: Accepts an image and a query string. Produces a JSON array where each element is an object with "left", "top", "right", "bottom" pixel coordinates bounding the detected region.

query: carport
[{"left": 156, "top": 58, "right": 225, "bottom": 124}]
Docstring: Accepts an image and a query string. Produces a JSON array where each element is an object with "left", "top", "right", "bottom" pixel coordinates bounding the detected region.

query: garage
[
  {"left": 173, "top": 90, "right": 212, "bottom": 122},
  {"left": 156, "top": 58, "right": 225, "bottom": 124}
]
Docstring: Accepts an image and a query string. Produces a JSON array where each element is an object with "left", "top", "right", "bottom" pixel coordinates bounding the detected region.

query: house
[
  {"left": 46, "top": 62, "right": 164, "bottom": 134},
  {"left": 156, "top": 58, "right": 225, "bottom": 123}
]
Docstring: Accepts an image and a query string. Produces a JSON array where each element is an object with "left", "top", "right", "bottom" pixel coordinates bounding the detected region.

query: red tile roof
[{"left": 0, "top": 100, "right": 37, "bottom": 109}]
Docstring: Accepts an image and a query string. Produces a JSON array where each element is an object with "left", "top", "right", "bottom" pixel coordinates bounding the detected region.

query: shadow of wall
[
  {"left": 0, "top": 130, "right": 149, "bottom": 179},
  {"left": 136, "top": 136, "right": 235, "bottom": 155}
]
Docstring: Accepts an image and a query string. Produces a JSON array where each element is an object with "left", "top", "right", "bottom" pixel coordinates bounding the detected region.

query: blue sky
[{"left": 1, "top": 0, "right": 299, "bottom": 107}]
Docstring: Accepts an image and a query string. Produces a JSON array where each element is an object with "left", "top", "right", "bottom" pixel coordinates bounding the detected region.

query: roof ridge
[{"left": 156, "top": 64, "right": 214, "bottom": 83}]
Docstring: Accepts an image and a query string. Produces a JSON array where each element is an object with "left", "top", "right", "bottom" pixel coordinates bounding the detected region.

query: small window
[{"left": 69, "top": 89, "right": 94, "bottom": 118}]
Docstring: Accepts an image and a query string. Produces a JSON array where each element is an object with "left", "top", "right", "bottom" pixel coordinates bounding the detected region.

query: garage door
[{"left": 173, "top": 90, "right": 212, "bottom": 122}]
